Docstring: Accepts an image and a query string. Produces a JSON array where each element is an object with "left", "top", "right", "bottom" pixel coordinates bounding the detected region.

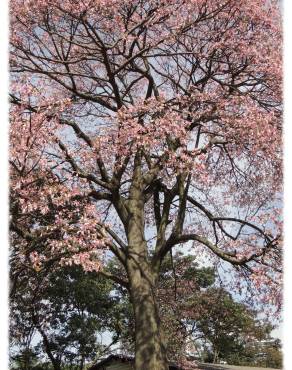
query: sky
[{"left": 1, "top": 0, "right": 292, "bottom": 368}]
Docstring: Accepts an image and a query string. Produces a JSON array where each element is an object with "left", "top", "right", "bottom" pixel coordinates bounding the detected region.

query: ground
[{"left": 198, "top": 364, "right": 281, "bottom": 370}]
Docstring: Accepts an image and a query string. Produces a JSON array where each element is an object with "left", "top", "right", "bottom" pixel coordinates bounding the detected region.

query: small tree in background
[
  {"left": 190, "top": 288, "right": 273, "bottom": 364},
  {"left": 225, "top": 337, "right": 283, "bottom": 369},
  {"left": 10, "top": 265, "right": 127, "bottom": 370}
]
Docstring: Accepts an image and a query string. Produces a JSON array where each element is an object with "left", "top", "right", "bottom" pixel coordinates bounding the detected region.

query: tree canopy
[{"left": 9, "top": 1, "right": 282, "bottom": 369}]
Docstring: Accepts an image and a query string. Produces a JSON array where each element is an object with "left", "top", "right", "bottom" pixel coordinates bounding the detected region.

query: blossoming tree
[{"left": 10, "top": 1, "right": 282, "bottom": 369}]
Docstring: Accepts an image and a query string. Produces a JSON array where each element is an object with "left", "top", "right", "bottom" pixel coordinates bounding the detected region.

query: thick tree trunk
[
  {"left": 129, "top": 270, "right": 168, "bottom": 370},
  {"left": 125, "top": 155, "right": 168, "bottom": 370}
]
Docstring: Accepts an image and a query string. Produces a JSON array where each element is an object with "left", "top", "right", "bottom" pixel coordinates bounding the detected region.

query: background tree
[
  {"left": 104, "top": 253, "right": 280, "bottom": 369},
  {"left": 225, "top": 337, "right": 283, "bottom": 369},
  {"left": 189, "top": 288, "right": 272, "bottom": 364},
  {"left": 157, "top": 253, "right": 215, "bottom": 365},
  {"left": 107, "top": 253, "right": 216, "bottom": 365},
  {"left": 256, "top": 339, "right": 283, "bottom": 369},
  {"left": 10, "top": 1, "right": 282, "bottom": 369},
  {"left": 10, "top": 348, "right": 46, "bottom": 370},
  {"left": 10, "top": 251, "right": 282, "bottom": 369},
  {"left": 10, "top": 265, "right": 127, "bottom": 370}
]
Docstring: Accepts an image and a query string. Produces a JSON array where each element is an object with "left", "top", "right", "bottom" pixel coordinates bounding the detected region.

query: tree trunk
[
  {"left": 125, "top": 156, "right": 168, "bottom": 370},
  {"left": 129, "top": 268, "right": 168, "bottom": 370},
  {"left": 32, "top": 313, "right": 61, "bottom": 370},
  {"left": 213, "top": 348, "right": 219, "bottom": 364}
]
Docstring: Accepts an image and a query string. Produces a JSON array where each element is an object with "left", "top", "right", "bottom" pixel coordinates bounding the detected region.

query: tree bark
[
  {"left": 129, "top": 266, "right": 168, "bottom": 370},
  {"left": 125, "top": 153, "right": 168, "bottom": 370},
  {"left": 32, "top": 312, "right": 61, "bottom": 370},
  {"left": 213, "top": 348, "right": 219, "bottom": 364}
]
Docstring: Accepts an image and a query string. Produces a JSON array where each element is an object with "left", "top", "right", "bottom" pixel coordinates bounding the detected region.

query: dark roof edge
[
  {"left": 88, "top": 354, "right": 183, "bottom": 370},
  {"left": 88, "top": 354, "right": 134, "bottom": 370}
]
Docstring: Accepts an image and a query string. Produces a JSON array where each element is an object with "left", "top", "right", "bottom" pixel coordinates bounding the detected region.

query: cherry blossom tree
[{"left": 10, "top": 1, "right": 282, "bottom": 369}]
